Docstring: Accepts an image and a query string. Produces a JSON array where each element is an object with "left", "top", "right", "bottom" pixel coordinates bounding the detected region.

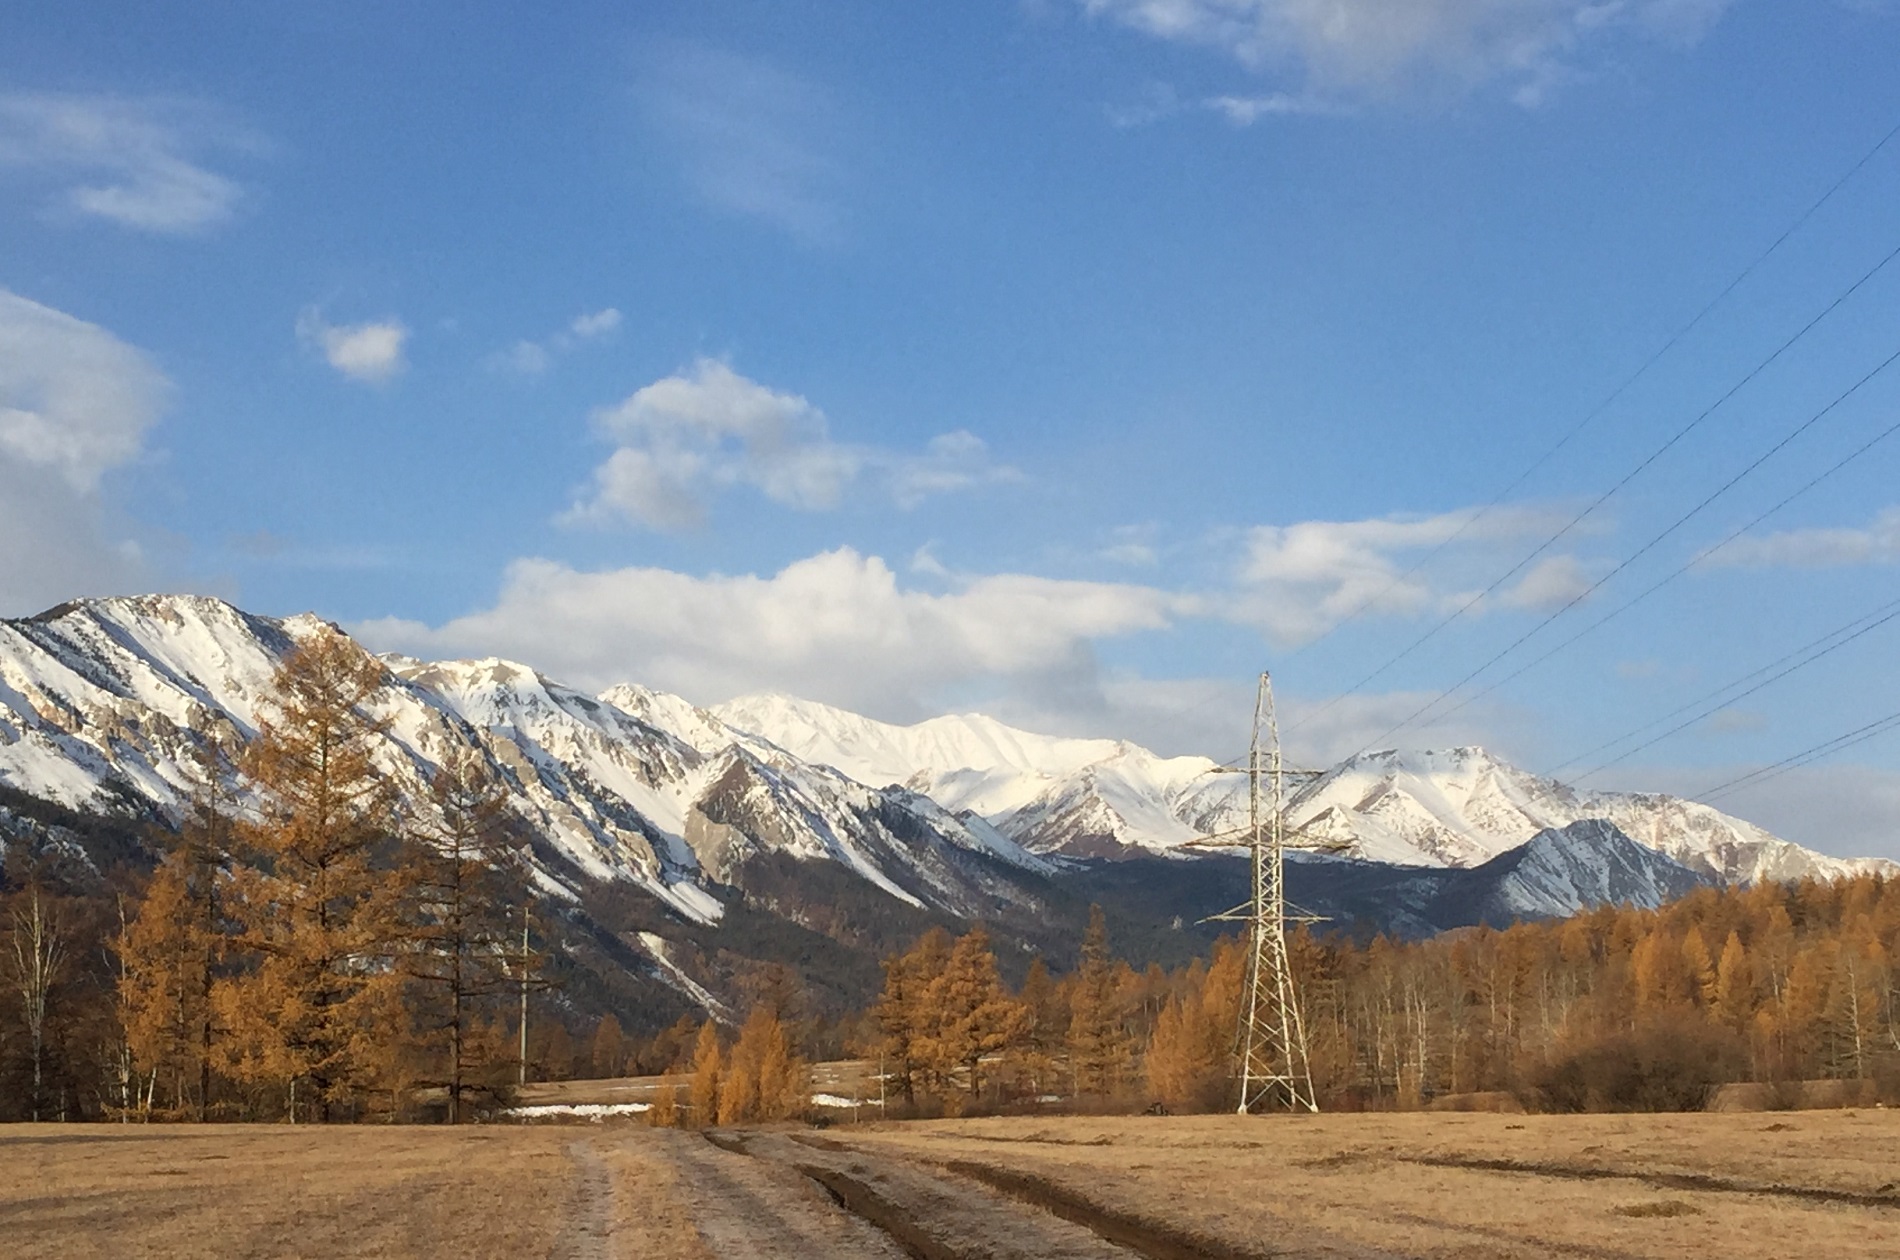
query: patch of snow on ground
[{"left": 504, "top": 1102, "right": 649, "bottom": 1120}]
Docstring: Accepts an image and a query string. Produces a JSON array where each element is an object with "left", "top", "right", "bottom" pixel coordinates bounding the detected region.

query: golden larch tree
[
  {"left": 398, "top": 749, "right": 530, "bottom": 1122},
  {"left": 687, "top": 1019, "right": 723, "bottom": 1127},
  {"left": 214, "top": 629, "right": 406, "bottom": 1121}
]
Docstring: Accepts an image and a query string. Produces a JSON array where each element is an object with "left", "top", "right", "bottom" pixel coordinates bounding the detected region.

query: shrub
[{"left": 1531, "top": 1013, "right": 1748, "bottom": 1113}]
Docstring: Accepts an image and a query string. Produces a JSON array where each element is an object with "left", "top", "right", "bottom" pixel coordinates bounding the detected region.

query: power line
[
  {"left": 1697, "top": 709, "right": 1900, "bottom": 804},
  {"left": 1284, "top": 117, "right": 1900, "bottom": 733},
  {"left": 1559, "top": 597, "right": 1900, "bottom": 781},
  {"left": 1422, "top": 374, "right": 1900, "bottom": 745},
  {"left": 1352, "top": 336, "right": 1900, "bottom": 752}
]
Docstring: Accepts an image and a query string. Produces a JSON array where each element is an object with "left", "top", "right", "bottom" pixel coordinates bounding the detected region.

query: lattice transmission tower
[{"left": 1188, "top": 671, "right": 1336, "bottom": 1114}]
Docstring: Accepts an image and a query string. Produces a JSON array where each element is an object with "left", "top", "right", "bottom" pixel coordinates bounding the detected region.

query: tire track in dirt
[
  {"left": 941, "top": 1158, "right": 1272, "bottom": 1260},
  {"left": 668, "top": 1130, "right": 907, "bottom": 1259},
  {"left": 556, "top": 1140, "right": 616, "bottom": 1260},
  {"left": 1406, "top": 1154, "right": 1900, "bottom": 1210},
  {"left": 736, "top": 1131, "right": 1158, "bottom": 1260}
]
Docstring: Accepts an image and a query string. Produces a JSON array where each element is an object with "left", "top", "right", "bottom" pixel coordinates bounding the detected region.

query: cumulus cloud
[
  {"left": 0, "top": 92, "right": 259, "bottom": 234},
  {"left": 296, "top": 311, "right": 409, "bottom": 384},
  {"left": 491, "top": 307, "right": 622, "bottom": 376},
  {"left": 563, "top": 359, "right": 1018, "bottom": 529},
  {"left": 1702, "top": 508, "right": 1900, "bottom": 570},
  {"left": 355, "top": 547, "right": 1179, "bottom": 718},
  {"left": 1078, "top": 0, "right": 1735, "bottom": 105},
  {"left": 1229, "top": 504, "right": 1581, "bottom": 643},
  {"left": 635, "top": 43, "right": 847, "bottom": 243},
  {"left": 0, "top": 290, "right": 166, "bottom": 611}
]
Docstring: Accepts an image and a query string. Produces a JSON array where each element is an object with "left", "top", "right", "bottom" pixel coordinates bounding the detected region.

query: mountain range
[{"left": 0, "top": 594, "right": 1889, "bottom": 1029}]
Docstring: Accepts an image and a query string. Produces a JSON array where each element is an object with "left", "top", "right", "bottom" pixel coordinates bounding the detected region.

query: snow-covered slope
[
  {"left": 710, "top": 693, "right": 1231, "bottom": 857},
  {"left": 2, "top": 596, "right": 1883, "bottom": 932},
  {"left": 0, "top": 597, "right": 1047, "bottom": 937},
  {"left": 1285, "top": 747, "right": 1890, "bottom": 885},
  {"left": 709, "top": 699, "right": 1891, "bottom": 885},
  {"left": 1467, "top": 819, "right": 1714, "bottom": 921}
]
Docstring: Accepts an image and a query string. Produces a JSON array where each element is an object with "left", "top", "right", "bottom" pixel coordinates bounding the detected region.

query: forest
[{"left": 2, "top": 627, "right": 1898, "bottom": 1123}]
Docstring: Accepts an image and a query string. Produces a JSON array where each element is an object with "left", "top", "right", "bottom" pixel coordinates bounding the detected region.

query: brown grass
[
  {"left": 0, "top": 1124, "right": 701, "bottom": 1260},
  {"left": 6, "top": 1109, "right": 1896, "bottom": 1258},
  {"left": 841, "top": 1109, "right": 1900, "bottom": 1260}
]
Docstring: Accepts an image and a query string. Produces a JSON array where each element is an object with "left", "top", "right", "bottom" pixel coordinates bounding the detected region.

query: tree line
[{"left": 842, "top": 873, "right": 1900, "bottom": 1115}]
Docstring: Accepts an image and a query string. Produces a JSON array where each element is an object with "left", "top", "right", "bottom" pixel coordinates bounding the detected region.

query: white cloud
[
  {"left": 564, "top": 359, "right": 1017, "bottom": 530},
  {"left": 1204, "top": 92, "right": 1332, "bottom": 123},
  {"left": 1703, "top": 508, "right": 1900, "bottom": 570},
  {"left": 1229, "top": 504, "right": 1579, "bottom": 643},
  {"left": 297, "top": 311, "right": 409, "bottom": 384},
  {"left": 0, "top": 92, "right": 258, "bottom": 234},
  {"left": 491, "top": 307, "right": 623, "bottom": 376},
  {"left": 494, "top": 340, "right": 551, "bottom": 376},
  {"left": 1078, "top": 0, "right": 1735, "bottom": 104},
  {"left": 1503, "top": 552, "right": 1597, "bottom": 611},
  {"left": 888, "top": 430, "right": 1022, "bottom": 508},
  {"left": 355, "top": 548, "right": 1179, "bottom": 719},
  {"left": 1099, "top": 522, "right": 1162, "bottom": 567},
  {"left": 635, "top": 43, "right": 846, "bottom": 243},
  {"left": 0, "top": 290, "right": 166, "bottom": 611},
  {"left": 0, "top": 290, "right": 168, "bottom": 490},
  {"left": 569, "top": 308, "right": 622, "bottom": 339}
]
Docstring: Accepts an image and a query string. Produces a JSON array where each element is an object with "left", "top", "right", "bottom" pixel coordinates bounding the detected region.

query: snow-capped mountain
[
  {"left": 708, "top": 693, "right": 1234, "bottom": 857},
  {"left": 707, "top": 695, "right": 1885, "bottom": 885},
  {"left": 1278, "top": 818, "right": 1718, "bottom": 936},
  {"left": 1462, "top": 819, "right": 1714, "bottom": 922},
  {"left": 0, "top": 597, "right": 1047, "bottom": 934},
  {"left": 1284, "top": 746, "right": 1891, "bottom": 885},
  {"left": 2, "top": 595, "right": 1886, "bottom": 934}
]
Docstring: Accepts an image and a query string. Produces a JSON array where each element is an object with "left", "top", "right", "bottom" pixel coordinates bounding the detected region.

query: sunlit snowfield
[{"left": 3, "top": 1110, "right": 1896, "bottom": 1258}]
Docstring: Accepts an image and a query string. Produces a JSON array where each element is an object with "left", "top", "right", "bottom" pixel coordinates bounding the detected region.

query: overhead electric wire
[
  {"left": 1347, "top": 335, "right": 1900, "bottom": 754},
  {"left": 1415, "top": 368, "right": 1900, "bottom": 744},
  {"left": 1276, "top": 119, "right": 1900, "bottom": 684},
  {"left": 1556, "top": 595, "right": 1900, "bottom": 781},
  {"left": 1276, "top": 119, "right": 1900, "bottom": 744},
  {"left": 1696, "top": 709, "right": 1900, "bottom": 804}
]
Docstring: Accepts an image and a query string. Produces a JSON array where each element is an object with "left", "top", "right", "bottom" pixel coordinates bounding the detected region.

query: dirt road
[{"left": 566, "top": 1127, "right": 1162, "bottom": 1260}]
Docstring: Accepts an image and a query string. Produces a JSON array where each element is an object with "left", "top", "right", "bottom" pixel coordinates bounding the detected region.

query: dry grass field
[
  {"left": 1, "top": 1109, "right": 1895, "bottom": 1258},
  {"left": 845, "top": 1109, "right": 1900, "bottom": 1258}
]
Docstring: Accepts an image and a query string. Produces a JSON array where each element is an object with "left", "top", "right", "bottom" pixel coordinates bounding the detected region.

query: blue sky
[{"left": 5, "top": 1, "right": 1900, "bottom": 855}]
